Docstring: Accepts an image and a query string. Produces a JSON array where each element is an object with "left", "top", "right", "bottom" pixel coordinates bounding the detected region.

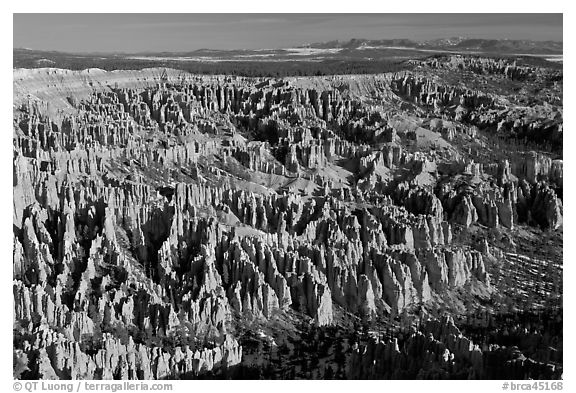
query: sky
[{"left": 13, "top": 14, "right": 563, "bottom": 53}]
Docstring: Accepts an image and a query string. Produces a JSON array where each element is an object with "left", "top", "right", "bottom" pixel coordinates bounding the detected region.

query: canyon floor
[{"left": 13, "top": 54, "right": 562, "bottom": 379}]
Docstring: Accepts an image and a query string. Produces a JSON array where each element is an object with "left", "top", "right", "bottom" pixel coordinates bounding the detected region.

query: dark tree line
[{"left": 14, "top": 49, "right": 413, "bottom": 77}]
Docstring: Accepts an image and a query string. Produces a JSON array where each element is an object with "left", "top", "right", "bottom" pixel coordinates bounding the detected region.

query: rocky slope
[{"left": 13, "top": 61, "right": 562, "bottom": 379}]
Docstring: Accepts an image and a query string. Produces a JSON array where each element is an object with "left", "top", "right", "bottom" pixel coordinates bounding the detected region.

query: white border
[{"left": 3, "top": 4, "right": 570, "bottom": 392}]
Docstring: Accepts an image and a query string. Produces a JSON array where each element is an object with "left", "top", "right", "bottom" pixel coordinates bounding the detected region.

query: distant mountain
[
  {"left": 305, "top": 38, "right": 419, "bottom": 49},
  {"left": 306, "top": 38, "right": 563, "bottom": 55},
  {"left": 435, "top": 38, "right": 563, "bottom": 54},
  {"left": 14, "top": 36, "right": 563, "bottom": 72}
]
